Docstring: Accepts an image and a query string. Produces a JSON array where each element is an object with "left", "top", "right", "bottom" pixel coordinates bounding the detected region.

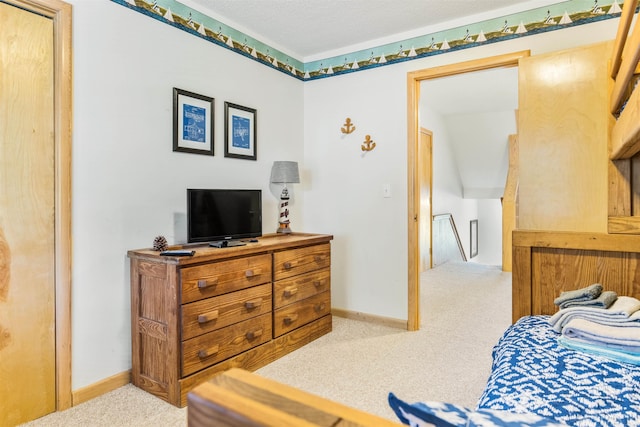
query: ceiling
[{"left": 182, "top": 0, "right": 560, "bottom": 60}]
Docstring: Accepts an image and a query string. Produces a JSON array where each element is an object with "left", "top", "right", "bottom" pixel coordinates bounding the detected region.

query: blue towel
[
  {"left": 558, "top": 335, "right": 640, "bottom": 365},
  {"left": 554, "top": 283, "right": 602, "bottom": 307},
  {"left": 559, "top": 290, "right": 618, "bottom": 309}
]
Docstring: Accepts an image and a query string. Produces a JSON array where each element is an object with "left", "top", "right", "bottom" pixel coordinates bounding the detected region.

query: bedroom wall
[
  {"left": 65, "top": 1, "right": 621, "bottom": 391},
  {"left": 69, "top": 1, "right": 304, "bottom": 389},
  {"left": 302, "top": 18, "right": 621, "bottom": 321}
]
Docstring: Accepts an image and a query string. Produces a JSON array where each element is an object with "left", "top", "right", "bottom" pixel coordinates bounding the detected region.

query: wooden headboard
[{"left": 512, "top": 230, "right": 640, "bottom": 322}]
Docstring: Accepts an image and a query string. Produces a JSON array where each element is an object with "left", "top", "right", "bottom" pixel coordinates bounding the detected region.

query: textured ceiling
[{"left": 182, "top": 0, "right": 560, "bottom": 59}]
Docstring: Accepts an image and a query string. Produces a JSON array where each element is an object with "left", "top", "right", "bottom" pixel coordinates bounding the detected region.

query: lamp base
[{"left": 277, "top": 222, "right": 293, "bottom": 234}]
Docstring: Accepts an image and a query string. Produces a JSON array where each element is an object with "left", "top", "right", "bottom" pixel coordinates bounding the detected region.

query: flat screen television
[{"left": 187, "top": 189, "right": 262, "bottom": 244}]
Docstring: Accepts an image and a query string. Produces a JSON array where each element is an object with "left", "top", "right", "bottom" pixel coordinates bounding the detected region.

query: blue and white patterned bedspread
[{"left": 477, "top": 316, "right": 640, "bottom": 427}]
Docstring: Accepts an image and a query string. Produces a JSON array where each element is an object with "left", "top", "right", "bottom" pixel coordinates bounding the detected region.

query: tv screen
[{"left": 187, "top": 189, "right": 262, "bottom": 243}]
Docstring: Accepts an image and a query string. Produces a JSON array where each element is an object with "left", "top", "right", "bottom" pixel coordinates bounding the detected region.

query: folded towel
[
  {"left": 558, "top": 335, "right": 640, "bottom": 365},
  {"left": 549, "top": 296, "right": 640, "bottom": 333},
  {"left": 562, "top": 317, "right": 640, "bottom": 352},
  {"left": 554, "top": 283, "right": 602, "bottom": 307},
  {"left": 559, "top": 290, "right": 618, "bottom": 309}
]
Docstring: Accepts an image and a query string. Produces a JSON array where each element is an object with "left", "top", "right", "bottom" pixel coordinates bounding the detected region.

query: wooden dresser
[{"left": 127, "top": 233, "right": 333, "bottom": 407}]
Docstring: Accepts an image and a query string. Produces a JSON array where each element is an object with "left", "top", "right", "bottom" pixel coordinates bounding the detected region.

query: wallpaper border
[{"left": 112, "top": 0, "right": 625, "bottom": 81}]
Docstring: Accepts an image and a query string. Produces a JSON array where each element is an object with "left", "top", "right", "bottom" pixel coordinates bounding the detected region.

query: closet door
[{"left": 0, "top": 3, "right": 56, "bottom": 424}]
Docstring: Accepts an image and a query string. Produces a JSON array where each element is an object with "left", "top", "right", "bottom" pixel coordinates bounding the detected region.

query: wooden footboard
[
  {"left": 187, "top": 368, "right": 401, "bottom": 427},
  {"left": 512, "top": 230, "right": 640, "bottom": 322}
]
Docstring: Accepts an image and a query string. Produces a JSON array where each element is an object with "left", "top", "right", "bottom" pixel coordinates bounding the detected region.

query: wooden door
[
  {"left": 0, "top": 3, "right": 57, "bottom": 424},
  {"left": 418, "top": 128, "right": 433, "bottom": 271}
]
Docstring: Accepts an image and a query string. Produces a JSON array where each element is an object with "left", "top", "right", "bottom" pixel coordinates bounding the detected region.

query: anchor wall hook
[
  {"left": 361, "top": 135, "right": 376, "bottom": 151},
  {"left": 341, "top": 118, "right": 356, "bottom": 134}
]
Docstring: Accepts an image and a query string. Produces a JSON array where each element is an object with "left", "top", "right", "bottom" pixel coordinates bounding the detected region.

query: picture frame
[
  {"left": 470, "top": 219, "right": 478, "bottom": 258},
  {"left": 173, "top": 88, "right": 214, "bottom": 156},
  {"left": 224, "top": 102, "right": 257, "bottom": 160}
]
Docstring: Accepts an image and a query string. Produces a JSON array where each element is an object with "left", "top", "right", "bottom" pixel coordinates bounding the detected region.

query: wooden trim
[
  {"left": 608, "top": 215, "right": 640, "bottom": 234},
  {"left": 332, "top": 308, "right": 407, "bottom": 330},
  {"left": 610, "top": 0, "right": 640, "bottom": 115},
  {"left": 502, "top": 134, "right": 519, "bottom": 272},
  {"left": 608, "top": 159, "right": 631, "bottom": 216},
  {"left": 407, "top": 72, "right": 421, "bottom": 331},
  {"left": 8, "top": 0, "right": 73, "bottom": 412},
  {"left": 610, "top": 83, "right": 640, "bottom": 159},
  {"left": 72, "top": 371, "right": 131, "bottom": 406},
  {"left": 513, "top": 229, "right": 640, "bottom": 252},
  {"left": 406, "top": 50, "right": 530, "bottom": 332},
  {"left": 609, "top": 0, "right": 638, "bottom": 80},
  {"left": 511, "top": 245, "right": 531, "bottom": 323}
]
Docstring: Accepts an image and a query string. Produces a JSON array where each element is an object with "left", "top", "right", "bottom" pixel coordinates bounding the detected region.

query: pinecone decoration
[{"left": 153, "top": 235, "right": 168, "bottom": 252}]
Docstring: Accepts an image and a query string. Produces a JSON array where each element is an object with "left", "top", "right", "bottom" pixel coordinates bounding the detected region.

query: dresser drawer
[
  {"left": 273, "top": 268, "right": 330, "bottom": 309},
  {"left": 182, "top": 283, "right": 272, "bottom": 340},
  {"left": 182, "top": 313, "right": 272, "bottom": 377},
  {"left": 181, "top": 254, "right": 272, "bottom": 304},
  {"left": 273, "top": 291, "right": 331, "bottom": 337},
  {"left": 273, "top": 243, "right": 330, "bottom": 281}
]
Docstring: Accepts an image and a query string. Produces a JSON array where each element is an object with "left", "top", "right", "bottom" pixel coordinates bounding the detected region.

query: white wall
[
  {"left": 67, "top": 0, "right": 621, "bottom": 390},
  {"left": 474, "top": 200, "right": 503, "bottom": 266},
  {"left": 302, "top": 18, "right": 621, "bottom": 321},
  {"left": 69, "top": 0, "right": 304, "bottom": 389}
]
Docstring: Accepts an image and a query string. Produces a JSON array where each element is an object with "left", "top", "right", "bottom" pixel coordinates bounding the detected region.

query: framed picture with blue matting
[
  {"left": 224, "top": 101, "right": 257, "bottom": 160},
  {"left": 173, "top": 88, "right": 214, "bottom": 156}
]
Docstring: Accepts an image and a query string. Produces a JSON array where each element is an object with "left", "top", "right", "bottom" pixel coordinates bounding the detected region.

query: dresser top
[{"left": 127, "top": 232, "right": 333, "bottom": 265}]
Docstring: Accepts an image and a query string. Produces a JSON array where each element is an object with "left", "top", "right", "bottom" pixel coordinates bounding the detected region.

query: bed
[{"left": 477, "top": 316, "right": 640, "bottom": 426}]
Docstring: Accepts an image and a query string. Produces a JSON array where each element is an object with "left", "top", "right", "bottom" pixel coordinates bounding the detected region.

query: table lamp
[{"left": 270, "top": 161, "right": 300, "bottom": 234}]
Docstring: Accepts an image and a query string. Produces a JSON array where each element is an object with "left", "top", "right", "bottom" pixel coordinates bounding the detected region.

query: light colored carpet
[{"left": 21, "top": 261, "right": 511, "bottom": 426}]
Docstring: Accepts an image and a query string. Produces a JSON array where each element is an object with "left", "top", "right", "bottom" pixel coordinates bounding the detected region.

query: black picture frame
[
  {"left": 470, "top": 219, "right": 478, "bottom": 258},
  {"left": 224, "top": 101, "right": 257, "bottom": 160},
  {"left": 173, "top": 88, "right": 214, "bottom": 156}
]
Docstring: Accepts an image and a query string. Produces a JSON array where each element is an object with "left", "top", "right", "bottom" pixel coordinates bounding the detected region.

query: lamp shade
[{"left": 270, "top": 161, "right": 300, "bottom": 184}]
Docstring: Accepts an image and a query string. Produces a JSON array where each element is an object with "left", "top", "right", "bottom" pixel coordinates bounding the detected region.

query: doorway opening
[{"left": 406, "top": 51, "right": 528, "bottom": 331}]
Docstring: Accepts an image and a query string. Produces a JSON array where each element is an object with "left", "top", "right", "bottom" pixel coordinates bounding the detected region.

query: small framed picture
[
  {"left": 224, "top": 102, "right": 257, "bottom": 160},
  {"left": 173, "top": 88, "right": 214, "bottom": 156},
  {"left": 470, "top": 219, "right": 478, "bottom": 258}
]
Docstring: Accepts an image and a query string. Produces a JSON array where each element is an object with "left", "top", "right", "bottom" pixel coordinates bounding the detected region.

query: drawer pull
[
  {"left": 314, "top": 303, "right": 326, "bottom": 312},
  {"left": 314, "top": 255, "right": 324, "bottom": 263},
  {"left": 197, "top": 345, "right": 219, "bottom": 359},
  {"left": 313, "top": 281, "right": 322, "bottom": 288},
  {"left": 245, "top": 329, "right": 263, "bottom": 340},
  {"left": 245, "top": 269, "right": 255, "bottom": 278},
  {"left": 244, "top": 298, "right": 263, "bottom": 309},
  {"left": 283, "top": 314, "right": 299, "bottom": 325},
  {"left": 283, "top": 286, "right": 298, "bottom": 298},
  {"left": 197, "top": 310, "right": 219, "bottom": 324},
  {"left": 197, "top": 278, "right": 218, "bottom": 289},
  {"left": 283, "top": 262, "right": 293, "bottom": 269}
]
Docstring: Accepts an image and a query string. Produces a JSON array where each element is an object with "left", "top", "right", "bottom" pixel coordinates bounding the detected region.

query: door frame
[
  {"left": 406, "top": 51, "right": 528, "bottom": 331},
  {"left": 418, "top": 127, "right": 433, "bottom": 272},
  {"left": 7, "top": 0, "right": 73, "bottom": 410}
]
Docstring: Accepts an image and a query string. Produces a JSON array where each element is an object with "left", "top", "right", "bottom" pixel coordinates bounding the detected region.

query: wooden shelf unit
[{"left": 127, "top": 233, "right": 333, "bottom": 407}]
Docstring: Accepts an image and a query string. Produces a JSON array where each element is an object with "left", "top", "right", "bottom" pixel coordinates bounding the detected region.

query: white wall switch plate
[{"left": 383, "top": 184, "right": 392, "bottom": 198}]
